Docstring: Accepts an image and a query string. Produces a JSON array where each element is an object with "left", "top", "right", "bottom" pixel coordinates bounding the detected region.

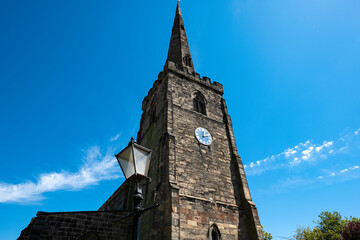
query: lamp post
[{"left": 115, "top": 137, "right": 159, "bottom": 240}]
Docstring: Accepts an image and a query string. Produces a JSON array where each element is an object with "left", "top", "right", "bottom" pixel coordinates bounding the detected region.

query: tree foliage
[
  {"left": 261, "top": 225, "right": 273, "bottom": 240},
  {"left": 342, "top": 221, "right": 360, "bottom": 240},
  {"left": 293, "top": 211, "right": 360, "bottom": 240},
  {"left": 263, "top": 230, "right": 273, "bottom": 240}
]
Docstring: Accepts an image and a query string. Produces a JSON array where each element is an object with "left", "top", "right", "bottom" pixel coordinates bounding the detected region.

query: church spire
[{"left": 166, "top": 1, "right": 195, "bottom": 74}]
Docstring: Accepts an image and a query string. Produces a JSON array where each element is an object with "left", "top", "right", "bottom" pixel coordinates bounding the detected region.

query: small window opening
[
  {"left": 212, "top": 229, "right": 219, "bottom": 240},
  {"left": 181, "top": 25, "right": 185, "bottom": 30},
  {"left": 183, "top": 55, "right": 192, "bottom": 67},
  {"left": 209, "top": 224, "right": 221, "bottom": 240},
  {"left": 193, "top": 92, "right": 206, "bottom": 115}
]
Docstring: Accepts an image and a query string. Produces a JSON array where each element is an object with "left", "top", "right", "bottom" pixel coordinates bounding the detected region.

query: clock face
[{"left": 195, "top": 127, "right": 212, "bottom": 145}]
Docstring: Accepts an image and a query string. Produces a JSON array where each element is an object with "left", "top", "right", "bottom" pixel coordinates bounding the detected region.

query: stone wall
[
  {"left": 29, "top": 57, "right": 263, "bottom": 240},
  {"left": 163, "top": 64, "right": 261, "bottom": 239},
  {"left": 19, "top": 62, "right": 262, "bottom": 240},
  {"left": 108, "top": 62, "right": 263, "bottom": 239},
  {"left": 18, "top": 210, "right": 132, "bottom": 240}
]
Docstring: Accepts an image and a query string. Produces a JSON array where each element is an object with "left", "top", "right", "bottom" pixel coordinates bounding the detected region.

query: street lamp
[
  {"left": 116, "top": 137, "right": 152, "bottom": 182},
  {"left": 116, "top": 137, "right": 158, "bottom": 240}
]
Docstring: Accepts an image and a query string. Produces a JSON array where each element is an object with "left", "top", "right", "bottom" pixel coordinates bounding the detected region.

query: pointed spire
[{"left": 166, "top": 1, "right": 195, "bottom": 74}]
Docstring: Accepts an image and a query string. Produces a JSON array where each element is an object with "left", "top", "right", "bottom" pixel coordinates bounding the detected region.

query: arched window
[
  {"left": 193, "top": 92, "right": 206, "bottom": 115},
  {"left": 77, "top": 231, "right": 99, "bottom": 240},
  {"left": 208, "top": 224, "right": 221, "bottom": 240}
]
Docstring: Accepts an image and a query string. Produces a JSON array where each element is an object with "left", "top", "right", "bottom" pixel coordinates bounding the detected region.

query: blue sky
[{"left": 0, "top": 0, "right": 359, "bottom": 239}]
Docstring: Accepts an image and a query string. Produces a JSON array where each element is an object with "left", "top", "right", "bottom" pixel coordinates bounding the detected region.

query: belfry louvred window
[
  {"left": 183, "top": 55, "right": 192, "bottom": 67},
  {"left": 193, "top": 92, "right": 206, "bottom": 115}
]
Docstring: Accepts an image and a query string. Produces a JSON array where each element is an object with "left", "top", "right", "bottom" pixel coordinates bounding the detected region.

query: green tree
[
  {"left": 293, "top": 211, "right": 360, "bottom": 240},
  {"left": 317, "top": 211, "right": 346, "bottom": 239}
]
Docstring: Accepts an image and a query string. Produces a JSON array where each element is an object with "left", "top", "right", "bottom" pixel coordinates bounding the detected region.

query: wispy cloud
[
  {"left": 0, "top": 146, "right": 121, "bottom": 204},
  {"left": 245, "top": 128, "right": 360, "bottom": 176},
  {"left": 248, "top": 128, "right": 360, "bottom": 193},
  {"left": 267, "top": 164, "right": 360, "bottom": 193},
  {"left": 318, "top": 165, "right": 360, "bottom": 179},
  {"left": 269, "top": 177, "right": 318, "bottom": 193},
  {"left": 110, "top": 132, "right": 122, "bottom": 142}
]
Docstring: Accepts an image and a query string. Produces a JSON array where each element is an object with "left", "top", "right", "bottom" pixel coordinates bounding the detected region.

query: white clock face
[{"left": 195, "top": 127, "right": 212, "bottom": 145}]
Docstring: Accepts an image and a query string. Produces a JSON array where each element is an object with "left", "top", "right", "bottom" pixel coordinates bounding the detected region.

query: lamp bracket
[
  {"left": 140, "top": 177, "right": 152, "bottom": 188},
  {"left": 117, "top": 203, "right": 160, "bottom": 222}
]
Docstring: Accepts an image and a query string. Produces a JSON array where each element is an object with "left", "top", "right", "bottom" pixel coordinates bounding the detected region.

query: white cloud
[
  {"left": 245, "top": 127, "right": 360, "bottom": 176},
  {"left": 0, "top": 146, "right": 121, "bottom": 204},
  {"left": 269, "top": 164, "right": 360, "bottom": 192},
  {"left": 253, "top": 129, "right": 360, "bottom": 192},
  {"left": 269, "top": 165, "right": 360, "bottom": 192},
  {"left": 110, "top": 132, "right": 122, "bottom": 142},
  {"left": 245, "top": 139, "right": 335, "bottom": 174},
  {"left": 338, "top": 146, "right": 348, "bottom": 152},
  {"left": 318, "top": 165, "right": 360, "bottom": 180},
  {"left": 290, "top": 142, "right": 333, "bottom": 165},
  {"left": 284, "top": 148, "right": 297, "bottom": 157}
]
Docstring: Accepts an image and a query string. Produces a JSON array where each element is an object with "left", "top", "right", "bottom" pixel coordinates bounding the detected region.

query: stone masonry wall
[
  {"left": 165, "top": 64, "right": 262, "bottom": 240},
  {"left": 97, "top": 63, "right": 262, "bottom": 239},
  {"left": 138, "top": 72, "right": 173, "bottom": 240},
  {"left": 18, "top": 210, "right": 132, "bottom": 240}
]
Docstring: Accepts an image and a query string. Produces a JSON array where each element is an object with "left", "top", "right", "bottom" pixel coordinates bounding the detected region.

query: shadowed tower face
[{"left": 101, "top": 2, "right": 263, "bottom": 240}]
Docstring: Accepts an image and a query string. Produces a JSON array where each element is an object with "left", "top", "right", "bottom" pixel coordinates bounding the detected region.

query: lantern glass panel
[
  {"left": 116, "top": 146, "right": 135, "bottom": 179},
  {"left": 133, "top": 146, "right": 151, "bottom": 177}
]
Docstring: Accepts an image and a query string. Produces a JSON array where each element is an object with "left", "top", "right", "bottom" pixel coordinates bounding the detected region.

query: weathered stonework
[
  {"left": 18, "top": 210, "right": 132, "bottom": 240},
  {"left": 132, "top": 60, "right": 262, "bottom": 239},
  {"left": 19, "top": 2, "right": 262, "bottom": 239}
]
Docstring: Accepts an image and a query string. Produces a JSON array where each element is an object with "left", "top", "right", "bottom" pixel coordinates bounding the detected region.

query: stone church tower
[
  {"left": 19, "top": 3, "right": 262, "bottom": 240},
  {"left": 101, "top": 2, "right": 262, "bottom": 240}
]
